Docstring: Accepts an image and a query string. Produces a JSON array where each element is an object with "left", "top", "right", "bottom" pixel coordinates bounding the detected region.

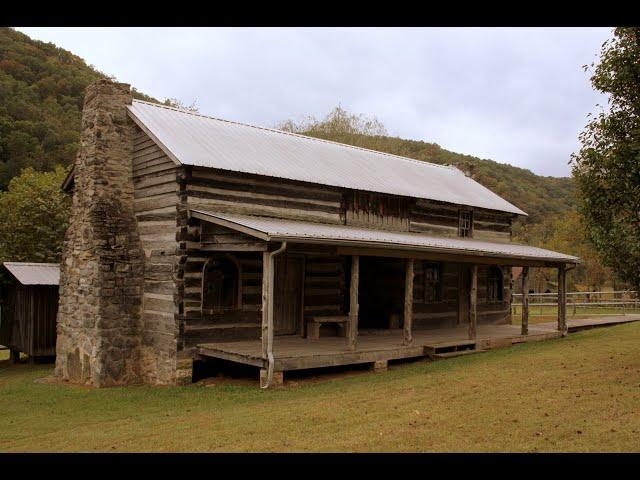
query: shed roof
[
  {"left": 191, "top": 210, "right": 578, "bottom": 265},
  {"left": 128, "top": 100, "right": 527, "bottom": 216},
  {"left": 2, "top": 262, "right": 60, "bottom": 286}
]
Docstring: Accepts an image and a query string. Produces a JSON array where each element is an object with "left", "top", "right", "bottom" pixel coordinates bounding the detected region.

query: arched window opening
[
  {"left": 487, "top": 266, "right": 504, "bottom": 302},
  {"left": 202, "top": 255, "right": 240, "bottom": 312}
]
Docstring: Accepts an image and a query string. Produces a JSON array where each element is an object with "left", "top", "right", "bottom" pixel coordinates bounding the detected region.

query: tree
[
  {"left": 0, "top": 166, "right": 71, "bottom": 263},
  {"left": 571, "top": 28, "right": 640, "bottom": 291},
  {"left": 513, "top": 211, "right": 614, "bottom": 292},
  {"left": 163, "top": 97, "right": 199, "bottom": 112},
  {"left": 0, "top": 27, "right": 163, "bottom": 189},
  {"left": 277, "top": 105, "right": 388, "bottom": 137}
]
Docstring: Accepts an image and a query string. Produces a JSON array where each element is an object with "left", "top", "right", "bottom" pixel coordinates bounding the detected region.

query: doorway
[
  {"left": 273, "top": 255, "right": 304, "bottom": 335},
  {"left": 358, "top": 257, "right": 405, "bottom": 329}
]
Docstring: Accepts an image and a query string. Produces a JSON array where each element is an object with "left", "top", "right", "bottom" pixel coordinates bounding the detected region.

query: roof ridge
[{"left": 131, "top": 99, "right": 458, "bottom": 173}]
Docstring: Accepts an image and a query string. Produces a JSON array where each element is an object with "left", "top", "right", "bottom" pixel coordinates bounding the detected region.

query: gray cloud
[{"left": 17, "top": 27, "right": 611, "bottom": 176}]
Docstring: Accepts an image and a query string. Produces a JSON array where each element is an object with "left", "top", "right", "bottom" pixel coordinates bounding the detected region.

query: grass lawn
[{"left": 1, "top": 323, "right": 639, "bottom": 452}]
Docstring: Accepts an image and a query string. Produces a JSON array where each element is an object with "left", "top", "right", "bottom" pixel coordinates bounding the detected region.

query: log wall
[
  {"left": 173, "top": 215, "right": 264, "bottom": 357},
  {"left": 412, "top": 262, "right": 512, "bottom": 328},
  {"left": 186, "top": 167, "right": 345, "bottom": 225},
  {"left": 130, "top": 129, "right": 517, "bottom": 382},
  {"left": 303, "top": 254, "right": 347, "bottom": 319},
  {"left": 409, "top": 199, "right": 513, "bottom": 243},
  {"left": 132, "top": 128, "right": 181, "bottom": 384}
]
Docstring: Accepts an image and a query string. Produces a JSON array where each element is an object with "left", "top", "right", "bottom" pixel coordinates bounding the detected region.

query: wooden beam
[
  {"left": 200, "top": 244, "right": 267, "bottom": 252},
  {"left": 261, "top": 251, "right": 270, "bottom": 359},
  {"left": 558, "top": 264, "right": 567, "bottom": 335},
  {"left": 348, "top": 255, "right": 360, "bottom": 351},
  {"left": 469, "top": 264, "right": 478, "bottom": 340},
  {"left": 404, "top": 259, "right": 414, "bottom": 345},
  {"left": 334, "top": 245, "right": 571, "bottom": 268},
  {"left": 521, "top": 266, "right": 529, "bottom": 336}
]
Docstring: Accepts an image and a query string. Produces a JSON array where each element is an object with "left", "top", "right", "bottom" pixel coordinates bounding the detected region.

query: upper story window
[
  {"left": 458, "top": 210, "right": 473, "bottom": 238},
  {"left": 423, "top": 262, "right": 443, "bottom": 303},
  {"left": 487, "top": 266, "right": 504, "bottom": 302},
  {"left": 202, "top": 255, "right": 240, "bottom": 313}
]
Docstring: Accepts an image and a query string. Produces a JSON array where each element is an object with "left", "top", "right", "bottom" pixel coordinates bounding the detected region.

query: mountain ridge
[{"left": 0, "top": 27, "right": 575, "bottom": 226}]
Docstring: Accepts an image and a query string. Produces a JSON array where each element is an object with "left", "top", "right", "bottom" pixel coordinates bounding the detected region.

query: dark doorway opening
[
  {"left": 274, "top": 254, "right": 304, "bottom": 336},
  {"left": 358, "top": 256, "right": 405, "bottom": 329}
]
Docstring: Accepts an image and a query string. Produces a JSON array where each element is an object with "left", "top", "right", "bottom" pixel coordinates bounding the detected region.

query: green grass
[{"left": 1, "top": 323, "right": 640, "bottom": 452}]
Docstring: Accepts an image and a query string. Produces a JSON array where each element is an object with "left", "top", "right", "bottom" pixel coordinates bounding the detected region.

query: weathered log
[
  {"left": 521, "top": 266, "right": 529, "bottom": 335},
  {"left": 403, "top": 259, "right": 414, "bottom": 345},
  {"left": 469, "top": 264, "right": 478, "bottom": 340},
  {"left": 348, "top": 255, "right": 360, "bottom": 351}
]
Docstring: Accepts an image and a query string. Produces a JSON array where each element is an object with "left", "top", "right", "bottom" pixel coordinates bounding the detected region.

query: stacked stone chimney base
[{"left": 55, "top": 80, "right": 145, "bottom": 387}]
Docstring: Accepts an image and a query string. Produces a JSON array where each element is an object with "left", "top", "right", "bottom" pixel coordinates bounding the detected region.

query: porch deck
[{"left": 197, "top": 315, "right": 640, "bottom": 372}]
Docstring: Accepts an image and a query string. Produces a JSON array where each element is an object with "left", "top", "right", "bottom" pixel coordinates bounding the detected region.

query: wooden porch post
[
  {"left": 348, "top": 255, "right": 360, "bottom": 351},
  {"left": 403, "top": 259, "right": 414, "bottom": 345},
  {"left": 521, "top": 266, "right": 529, "bottom": 336},
  {"left": 261, "top": 251, "right": 271, "bottom": 360},
  {"left": 557, "top": 264, "right": 567, "bottom": 335},
  {"left": 469, "top": 264, "right": 478, "bottom": 340}
]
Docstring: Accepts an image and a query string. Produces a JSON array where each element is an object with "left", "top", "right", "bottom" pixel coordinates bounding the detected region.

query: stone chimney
[{"left": 55, "top": 79, "right": 145, "bottom": 386}]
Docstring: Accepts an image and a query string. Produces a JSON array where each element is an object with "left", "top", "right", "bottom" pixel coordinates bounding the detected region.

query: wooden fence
[{"left": 511, "top": 290, "right": 640, "bottom": 318}]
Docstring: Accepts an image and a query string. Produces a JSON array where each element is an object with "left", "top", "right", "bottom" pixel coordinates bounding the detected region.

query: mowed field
[{"left": 1, "top": 323, "right": 639, "bottom": 452}]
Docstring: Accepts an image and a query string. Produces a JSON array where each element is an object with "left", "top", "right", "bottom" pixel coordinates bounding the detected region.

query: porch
[
  {"left": 197, "top": 315, "right": 640, "bottom": 383},
  {"left": 198, "top": 323, "right": 563, "bottom": 373},
  {"left": 188, "top": 210, "right": 581, "bottom": 388}
]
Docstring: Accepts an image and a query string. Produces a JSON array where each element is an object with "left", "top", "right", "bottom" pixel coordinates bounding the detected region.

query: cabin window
[
  {"left": 202, "top": 255, "right": 240, "bottom": 312},
  {"left": 423, "top": 262, "right": 443, "bottom": 303},
  {"left": 487, "top": 266, "right": 504, "bottom": 302},
  {"left": 459, "top": 210, "right": 473, "bottom": 238}
]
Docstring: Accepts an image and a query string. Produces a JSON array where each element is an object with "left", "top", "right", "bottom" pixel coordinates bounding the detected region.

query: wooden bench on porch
[{"left": 306, "top": 315, "right": 349, "bottom": 340}]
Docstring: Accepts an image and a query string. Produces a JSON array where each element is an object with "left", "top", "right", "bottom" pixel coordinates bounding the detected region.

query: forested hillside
[
  {"left": 0, "top": 27, "right": 155, "bottom": 187},
  {"left": 294, "top": 129, "right": 576, "bottom": 226},
  {"left": 0, "top": 27, "right": 576, "bottom": 222},
  {"left": 1, "top": 27, "right": 609, "bottom": 287}
]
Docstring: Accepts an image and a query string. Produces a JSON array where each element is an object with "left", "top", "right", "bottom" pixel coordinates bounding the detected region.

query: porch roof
[{"left": 190, "top": 210, "right": 579, "bottom": 266}]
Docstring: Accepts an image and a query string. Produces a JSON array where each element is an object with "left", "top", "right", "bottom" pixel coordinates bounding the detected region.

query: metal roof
[
  {"left": 2, "top": 262, "right": 60, "bottom": 286},
  {"left": 128, "top": 100, "right": 527, "bottom": 216},
  {"left": 191, "top": 210, "right": 578, "bottom": 264}
]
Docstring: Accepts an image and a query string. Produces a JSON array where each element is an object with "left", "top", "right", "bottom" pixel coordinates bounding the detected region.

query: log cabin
[{"left": 55, "top": 79, "right": 578, "bottom": 388}]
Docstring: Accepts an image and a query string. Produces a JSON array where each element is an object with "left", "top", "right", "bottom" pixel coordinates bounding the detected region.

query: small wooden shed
[{"left": 0, "top": 262, "right": 60, "bottom": 362}]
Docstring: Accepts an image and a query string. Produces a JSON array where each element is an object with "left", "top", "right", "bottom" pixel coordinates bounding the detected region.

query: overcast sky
[{"left": 17, "top": 27, "right": 611, "bottom": 177}]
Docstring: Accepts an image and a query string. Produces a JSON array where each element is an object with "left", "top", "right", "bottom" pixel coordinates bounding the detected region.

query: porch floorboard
[{"left": 197, "top": 315, "right": 640, "bottom": 372}]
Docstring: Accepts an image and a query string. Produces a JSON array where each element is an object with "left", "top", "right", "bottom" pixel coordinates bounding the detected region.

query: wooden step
[
  {"left": 430, "top": 349, "right": 485, "bottom": 359},
  {"left": 424, "top": 340, "right": 476, "bottom": 355}
]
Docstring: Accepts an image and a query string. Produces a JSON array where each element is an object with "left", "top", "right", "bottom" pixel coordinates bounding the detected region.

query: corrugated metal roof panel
[
  {"left": 2, "top": 262, "right": 60, "bottom": 286},
  {"left": 128, "top": 100, "right": 527, "bottom": 216},
  {"left": 191, "top": 211, "right": 578, "bottom": 264}
]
